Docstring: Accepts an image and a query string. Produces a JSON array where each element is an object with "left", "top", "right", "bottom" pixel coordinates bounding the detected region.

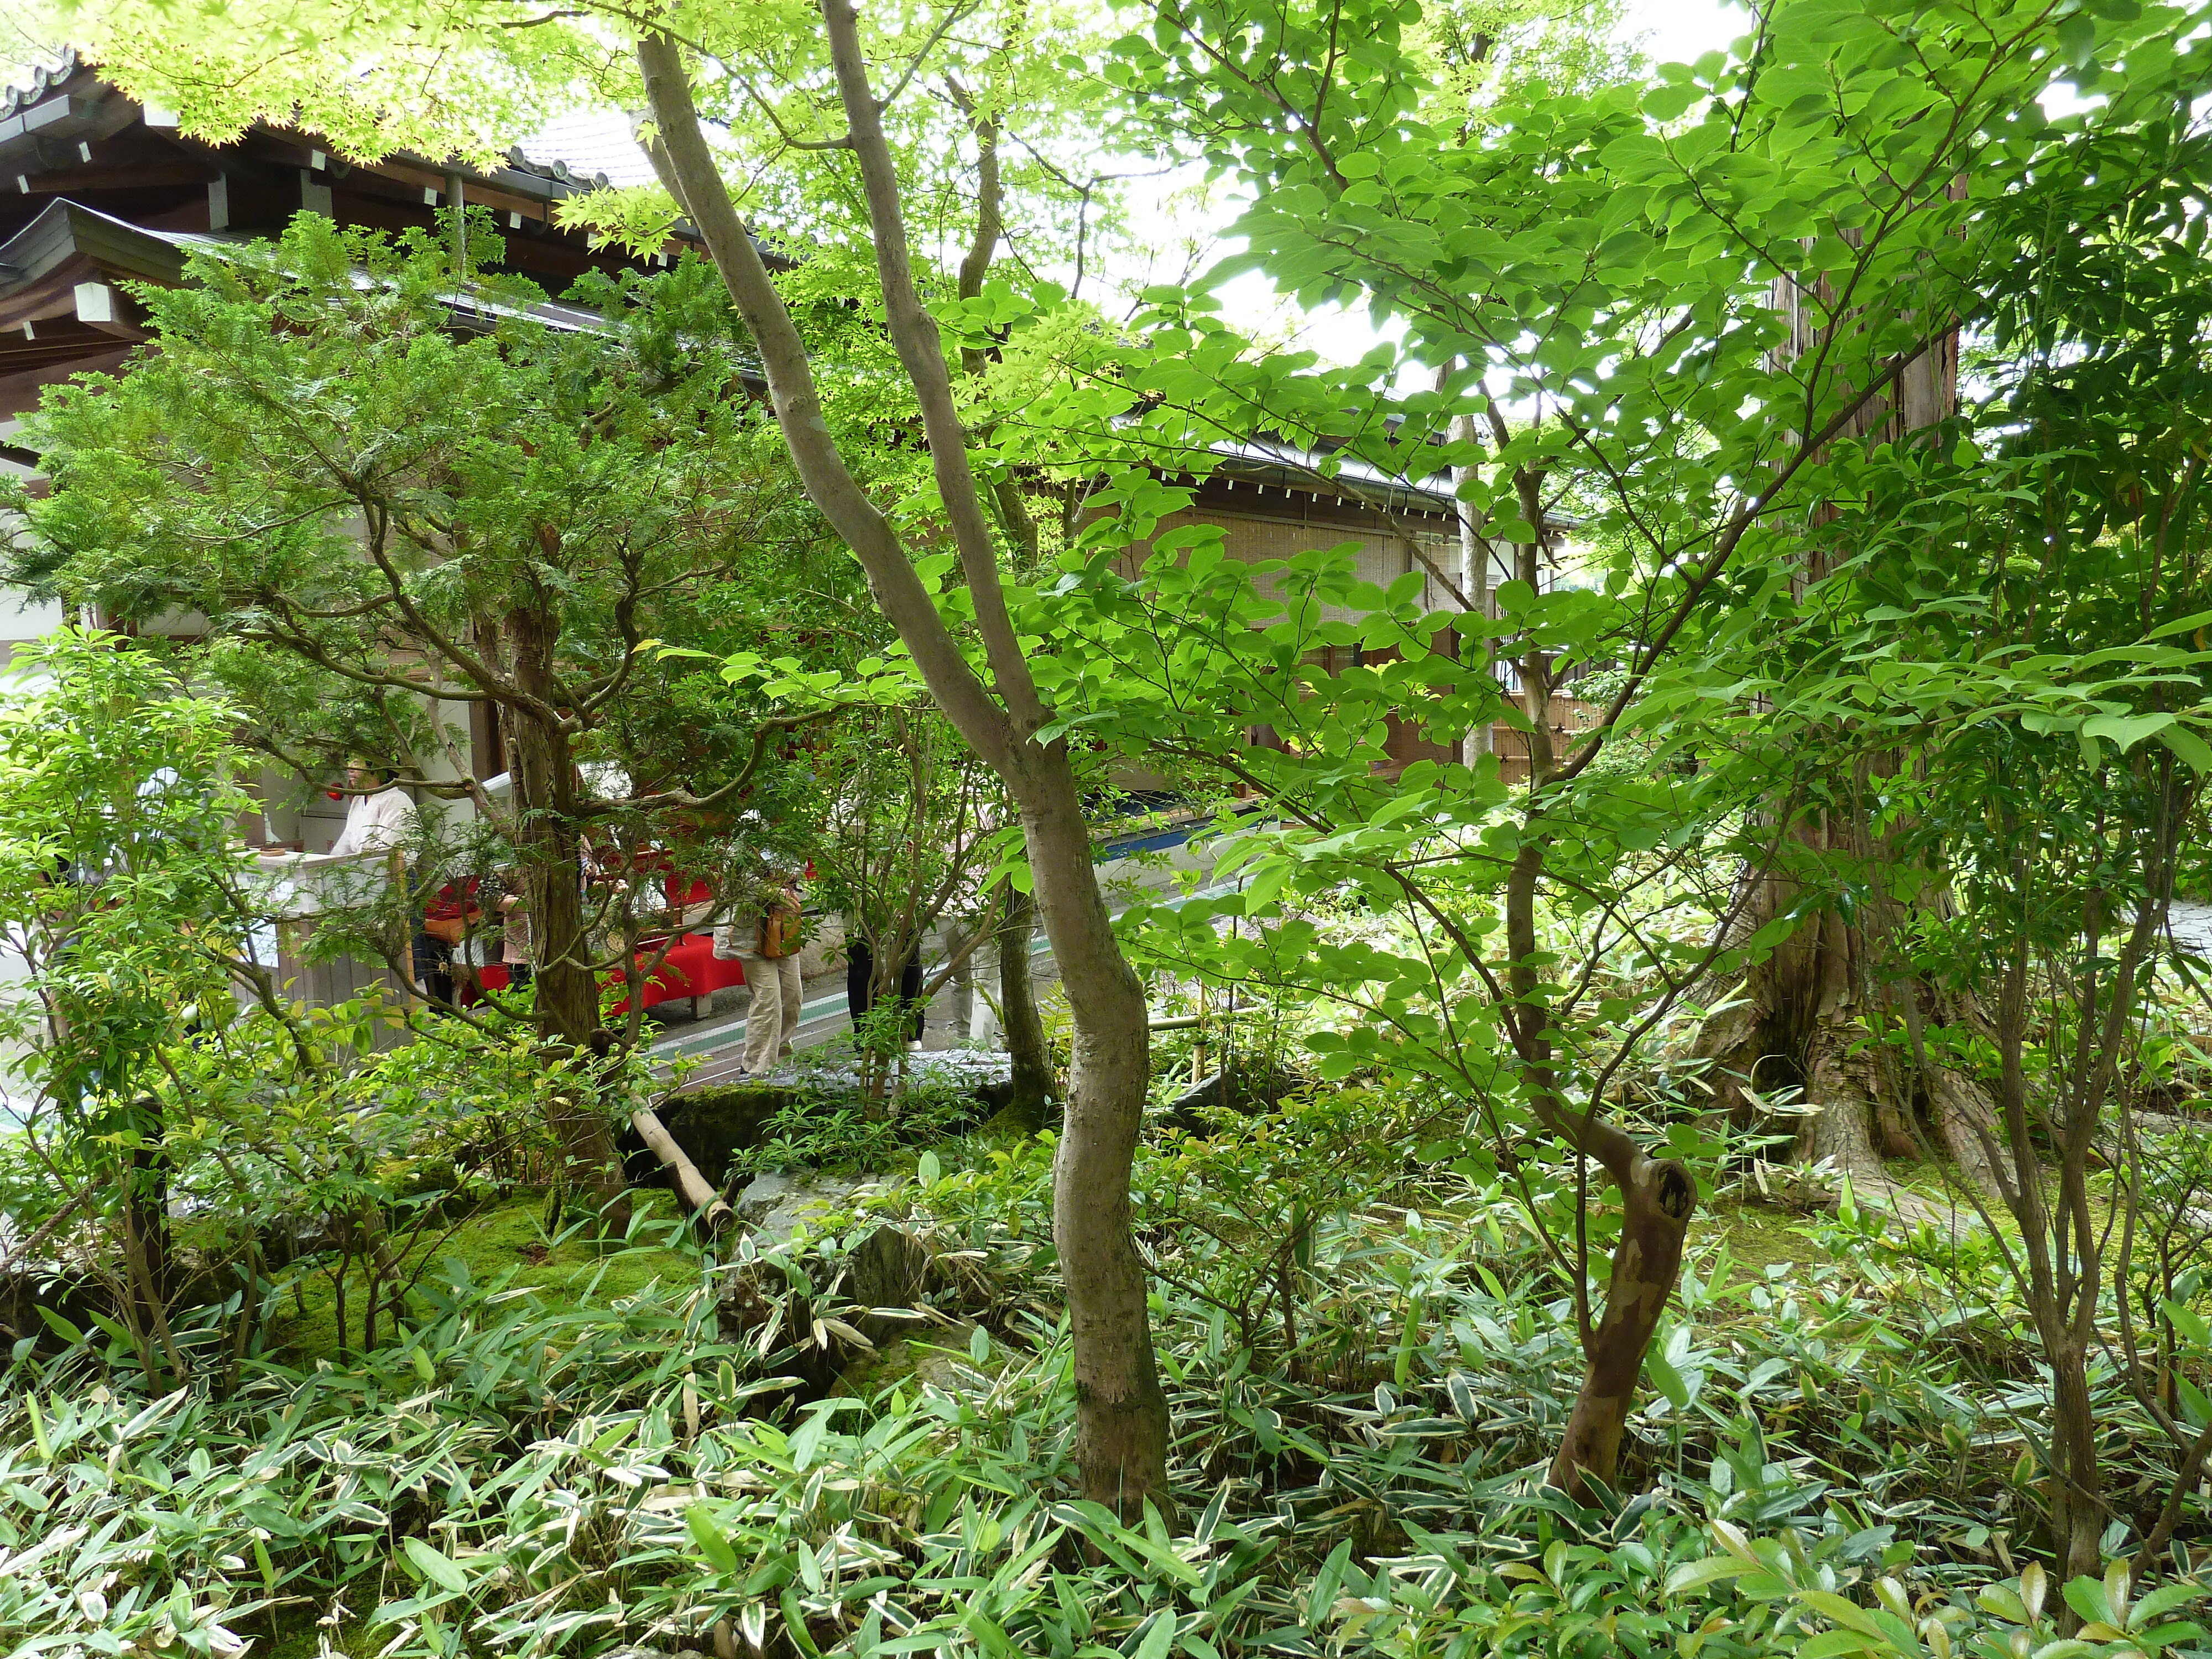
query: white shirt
[{"left": 325, "top": 786, "right": 416, "bottom": 859}]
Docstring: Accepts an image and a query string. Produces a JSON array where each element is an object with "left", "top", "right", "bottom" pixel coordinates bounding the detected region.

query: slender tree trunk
[
  {"left": 1548, "top": 1151, "right": 1696, "bottom": 1496},
  {"left": 1496, "top": 498, "right": 1699, "bottom": 1500},
  {"left": 505, "top": 606, "right": 631, "bottom": 1222},
  {"left": 638, "top": 20, "right": 1170, "bottom": 1512},
  {"left": 1989, "top": 872, "right": 2161, "bottom": 1614},
  {"left": 1449, "top": 387, "right": 1491, "bottom": 765},
  {"left": 951, "top": 90, "right": 1050, "bottom": 1130},
  {"left": 1019, "top": 753, "right": 1170, "bottom": 1510},
  {"left": 124, "top": 1098, "right": 173, "bottom": 1352},
  {"left": 998, "top": 881, "right": 1052, "bottom": 1129},
  {"left": 949, "top": 93, "right": 1048, "bottom": 1126},
  {"left": 2047, "top": 1334, "right": 2106, "bottom": 1588},
  {"left": 949, "top": 75, "right": 1046, "bottom": 566}
]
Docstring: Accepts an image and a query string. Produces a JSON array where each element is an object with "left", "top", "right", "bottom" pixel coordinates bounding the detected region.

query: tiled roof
[
  {"left": 514, "top": 111, "right": 658, "bottom": 191},
  {"left": 0, "top": 46, "right": 84, "bottom": 118},
  {"left": 3, "top": 49, "right": 655, "bottom": 197}
]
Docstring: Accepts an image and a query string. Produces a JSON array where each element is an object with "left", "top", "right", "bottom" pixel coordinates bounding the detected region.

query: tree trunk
[
  {"left": 1794, "top": 908, "right": 1892, "bottom": 1179},
  {"left": 2048, "top": 1336, "right": 2107, "bottom": 1594},
  {"left": 1449, "top": 396, "right": 1492, "bottom": 765},
  {"left": 1924, "top": 1024, "right": 2008, "bottom": 1196},
  {"left": 505, "top": 606, "right": 631, "bottom": 1223},
  {"left": 1548, "top": 1150, "right": 1697, "bottom": 1498},
  {"left": 1720, "top": 247, "right": 1963, "bottom": 1172},
  {"left": 998, "top": 881, "right": 1053, "bottom": 1130},
  {"left": 1021, "top": 752, "right": 1171, "bottom": 1514},
  {"left": 951, "top": 91, "right": 1048, "bottom": 1133},
  {"left": 124, "top": 1099, "right": 172, "bottom": 1316},
  {"left": 1497, "top": 502, "right": 1700, "bottom": 1503},
  {"left": 1698, "top": 809, "right": 1892, "bottom": 1174},
  {"left": 1703, "top": 842, "right": 2006, "bottom": 1195},
  {"left": 638, "top": 23, "right": 1171, "bottom": 1514}
]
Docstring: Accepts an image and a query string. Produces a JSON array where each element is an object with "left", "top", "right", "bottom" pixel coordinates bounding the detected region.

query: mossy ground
[
  {"left": 260, "top": 1613, "right": 377, "bottom": 1659},
  {"left": 1692, "top": 1197, "right": 1817, "bottom": 1280},
  {"left": 262, "top": 1187, "right": 701, "bottom": 1365}
]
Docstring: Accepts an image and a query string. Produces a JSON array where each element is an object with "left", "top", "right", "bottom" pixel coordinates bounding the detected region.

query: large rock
[
  {"left": 624, "top": 1083, "right": 802, "bottom": 1191},
  {"left": 732, "top": 1172, "right": 862, "bottom": 1240},
  {"left": 848, "top": 1224, "right": 935, "bottom": 1308},
  {"left": 714, "top": 1216, "right": 1001, "bottom": 1402}
]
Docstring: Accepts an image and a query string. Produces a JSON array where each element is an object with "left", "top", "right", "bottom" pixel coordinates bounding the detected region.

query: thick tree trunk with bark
[
  {"left": 1703, "top": 255, "right": 1973, "bottom": 1180},
  {"left": 997, "top": 882, "right": 1053, "bottom": 1130},
  {"left": 1789, "top": 899, "right": 1896, "bottom": 1180},
  {"left": 505, "top": 606, "right": 630, "bottom": 1222},
  {"left": 1700, "top": 834, "right": 2004, "bottom": 1192}
]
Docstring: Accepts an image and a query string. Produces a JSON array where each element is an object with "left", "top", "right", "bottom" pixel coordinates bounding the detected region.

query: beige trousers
[{"left": 738, "top": 951, "right": 802, "bottom": 1074}]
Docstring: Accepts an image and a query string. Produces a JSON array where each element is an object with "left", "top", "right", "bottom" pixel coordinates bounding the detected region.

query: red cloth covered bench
[
  {"left": 463, "top": 869, "right": 749, "bottom": 1017},
  {"left": 604, "top": 930, "right": 749, "bottom": 1015},
  {"left": 469, "top": 932, "right": 748, "bottom": 1015}
]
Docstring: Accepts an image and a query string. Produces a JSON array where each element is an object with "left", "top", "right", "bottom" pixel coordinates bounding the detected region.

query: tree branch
[
  {"left": 634, "top": 31, "right": 1021, "bottom": 775},
  {"left": 816, "top": 0, "right": 1045, "bottom": 729}
]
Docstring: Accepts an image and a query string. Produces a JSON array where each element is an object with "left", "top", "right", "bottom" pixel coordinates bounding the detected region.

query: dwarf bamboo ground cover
[{"left": 7, "top": 1103, "right": 2212, "bottom": 1659}]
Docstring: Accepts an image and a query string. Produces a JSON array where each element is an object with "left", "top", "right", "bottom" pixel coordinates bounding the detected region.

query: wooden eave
[
  {"left": 0, "top": 197, "right": 179, "bottom": 335},
  {"left": 0, "top": 59, "right": 711, "bottom": 263}
]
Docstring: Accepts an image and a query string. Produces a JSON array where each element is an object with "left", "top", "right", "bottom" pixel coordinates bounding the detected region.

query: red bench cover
[{"left": 471, "top": 931, "right": 747, "bottom": 1014}]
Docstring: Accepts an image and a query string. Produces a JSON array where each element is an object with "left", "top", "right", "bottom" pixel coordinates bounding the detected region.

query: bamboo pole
[{"left": 630, "top": 1107, "right": 734, "bottom": 1237}]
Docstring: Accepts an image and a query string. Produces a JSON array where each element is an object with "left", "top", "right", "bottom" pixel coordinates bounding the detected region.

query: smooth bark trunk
[
  {"left": 998, "top": 881, "right": 1052, "bottom": 1130},
  {"left": 637, "top": 23, "right": 1170, "bottom": 1512},
  {"left": 1988, "top": 878, "right": 2166, "bottom": 1614},
  {"left": 1024, "top": 778, "right": 1171, "bottom": 1510},
  {"left": 1547, "top": 1151, "right": 1696, "bottom": 1497},
  {"left": 1497, "top": 509, "right": 1700, "bottom": 1501}
]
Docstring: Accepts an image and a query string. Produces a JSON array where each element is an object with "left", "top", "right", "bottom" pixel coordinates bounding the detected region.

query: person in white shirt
[{"left": 325, "top": 764, "right": 416, "bottom": 859}]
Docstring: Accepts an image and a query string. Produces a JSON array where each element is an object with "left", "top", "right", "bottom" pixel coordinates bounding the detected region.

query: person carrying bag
[
  {"left": 758, "top": 886, "right": 804, "bottom": 959},
  {"left": 719, "top": 875, "right": 804, "bottom": 1075}
]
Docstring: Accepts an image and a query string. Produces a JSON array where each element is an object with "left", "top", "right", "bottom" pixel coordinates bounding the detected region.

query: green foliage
[
  {"left": 7, "top": 218, "right": 824, "bottom": 817},
  {"left": 731, "top": 1081, "right": 980, "bottom": 1179},
  {"left": 0, "top": 640, "right": 662, "bottom": 1383},
  {"left": 0, "top": 1224, "right": 718, "bottom": 1658},
  {"left": 265, "top": 1190, "right": 698, "bottom": 1368},
  {"left": 0, "top": 628, "right": 257, "bottom": 1108},
  {"left": 17, "top": 0, "right": 2212, "bottom": 1645},
  {"left": 7, "top": 1114, "right": 2209, "bottom": 1658}
]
